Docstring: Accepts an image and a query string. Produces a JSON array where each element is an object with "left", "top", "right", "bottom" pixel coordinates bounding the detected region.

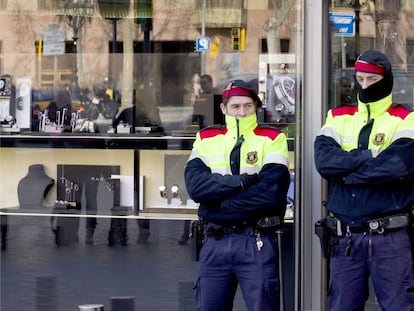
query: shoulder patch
[
  {"left": 388, "top": 104, "right": 412, "bottom": 120},
  {"left": 331, "top": 104, "right": 358, "bottom": 117},
  {"left": 254, "top": 125, "right": 281, "bottom": 140},
  {"left": 199, "top": 125, "right": 227, "bottom": 139}
]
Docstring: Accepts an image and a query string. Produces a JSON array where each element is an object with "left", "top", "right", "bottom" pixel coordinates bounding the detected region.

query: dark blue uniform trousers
[
  {"left": 329, "top": 228, "right": 414, "bottom": 311},
  {"left": 194, "top": 229, "right": 280, "bottom": 311}
]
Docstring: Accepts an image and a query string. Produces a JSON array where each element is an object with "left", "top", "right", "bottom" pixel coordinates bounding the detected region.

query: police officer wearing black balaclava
[{"left": 315, "top": 50, "right": 414, "bottom": 310}]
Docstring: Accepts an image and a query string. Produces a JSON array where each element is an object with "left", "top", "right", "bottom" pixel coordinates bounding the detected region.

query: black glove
[{"left": 240, "top": 173, "right": 259, "bottom": 189}]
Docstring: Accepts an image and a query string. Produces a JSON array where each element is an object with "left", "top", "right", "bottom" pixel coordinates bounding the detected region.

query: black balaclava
[{"left": 354, "top": 50, "right": 393, "bottom": 103}]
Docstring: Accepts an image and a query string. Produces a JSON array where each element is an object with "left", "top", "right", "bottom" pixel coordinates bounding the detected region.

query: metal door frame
[{"left": 295, "top": 1, "right": 330, "bottom": 310}]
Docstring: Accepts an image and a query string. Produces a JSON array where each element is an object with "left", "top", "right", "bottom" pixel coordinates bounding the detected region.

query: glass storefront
[
  {"left": 1, "top": 1, "right": 302, "bottom": 310},
  {"left": 1, "top": 0, "right": 413, "bottom": 310}
]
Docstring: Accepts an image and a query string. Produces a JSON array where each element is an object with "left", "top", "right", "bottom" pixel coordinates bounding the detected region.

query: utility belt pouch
[
  {"left": 314, "top": 216, "right": 339, "bottom": 259},
  {"left": 191, "top": 219, "right": 205, "bottom": 262},
  {"left": 314, "top": 220, "right": 330, "bottom": 259}
]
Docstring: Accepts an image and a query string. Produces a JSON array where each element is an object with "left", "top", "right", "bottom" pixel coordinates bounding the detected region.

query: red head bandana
[
  {"left": 222, "top": 86, "right": 252, "bottom": 100},
  {"left": 355, "top": 60, "right": 385, "bottom": 75}
]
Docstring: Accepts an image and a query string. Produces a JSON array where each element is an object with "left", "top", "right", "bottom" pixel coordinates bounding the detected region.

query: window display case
[
  {"left": 0, "top": 136, "right": 198, "bottom": 219},
  {"left": 139, "top": 150, "right": 198, "bottom": 214},
  {"left": 0, "top": 132, "right": 295, "bottom": 310}
]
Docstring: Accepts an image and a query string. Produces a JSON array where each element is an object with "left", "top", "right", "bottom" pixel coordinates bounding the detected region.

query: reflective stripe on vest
[
  {"left": 188, "top": 115, "right": 289, "bottom": 175},
  {"left": 319, "top": 95, "right": 414, "bottom": 151}
]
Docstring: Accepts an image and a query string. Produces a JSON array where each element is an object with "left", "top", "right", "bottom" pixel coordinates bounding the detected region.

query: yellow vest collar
[
  {"left": 358, "top": 93, "right": 392, "bottom": 117},
  {"left": 225, "top": 113, "right": 257, "bottom": 134}
]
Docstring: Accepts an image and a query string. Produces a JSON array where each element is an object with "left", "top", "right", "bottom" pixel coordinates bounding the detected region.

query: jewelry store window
[{"left": 0, "top": 1, "right": 302, "bottom": 310}]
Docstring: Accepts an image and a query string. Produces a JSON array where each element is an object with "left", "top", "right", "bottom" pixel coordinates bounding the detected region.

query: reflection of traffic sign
[
  {"left": 329, "top": 12, "right": 355, "bottom": 37},
  {"left": 43, "top": 42, "right": 65, "bottom": 55},
  {"left": 196, "top": 37, "right": 211, "bottom": 52},
  {"left": 43, "top": 27, "right": 65, "bottom": 55}
]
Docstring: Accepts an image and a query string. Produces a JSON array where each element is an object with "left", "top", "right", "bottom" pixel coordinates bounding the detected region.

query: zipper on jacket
[
  {"left": 358, "top": 104, "right": 373, "bottom": 150},
  {"left": 230, "top": 118, "right": 244, "bottom": 175}
]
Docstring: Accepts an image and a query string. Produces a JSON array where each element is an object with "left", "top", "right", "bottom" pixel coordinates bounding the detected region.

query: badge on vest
[
  {"left": 246, "top": 151, "right": 258, "bottom": 164},
  {"left": 373, "top": 133, "right": 385, "bottom": 145}
]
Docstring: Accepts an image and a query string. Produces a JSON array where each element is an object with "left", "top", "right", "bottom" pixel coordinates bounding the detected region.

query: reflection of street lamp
[
  {"left": 344, "top": 0, "right": 369, "bottom": 59},
  {"left": 60, "top": 0, "right": 94, "bottom": 93},
  {"left": 97, "top": 0, "right": 131, "bottom": 79},
  {"left": 352, "top": 0, "right": 361, "bottom": 58},
  {"left": 135, "top": 0, "right": 153, "bottom": 78}
]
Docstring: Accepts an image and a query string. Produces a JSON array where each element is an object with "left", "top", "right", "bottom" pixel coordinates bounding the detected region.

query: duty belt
[
  {"left": 256, "top": 215, "right": 283, "bottom": 229},
  {"left": 206, "top": 215, "right": 283, "bottom": 239},
  {"left": 342, "top": 214, "right": 409, "bottom": 235},
  {"left": 206, "top": 224, "right": 253, "bottom": 239}
]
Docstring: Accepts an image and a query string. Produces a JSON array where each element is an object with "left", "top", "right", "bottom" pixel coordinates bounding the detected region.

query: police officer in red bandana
[
  {"left": 315, "top": 50, "right": 414, "bottom": 310},
  {"left": 185, "top": 80, "right": 290, "bottom": 311}
]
